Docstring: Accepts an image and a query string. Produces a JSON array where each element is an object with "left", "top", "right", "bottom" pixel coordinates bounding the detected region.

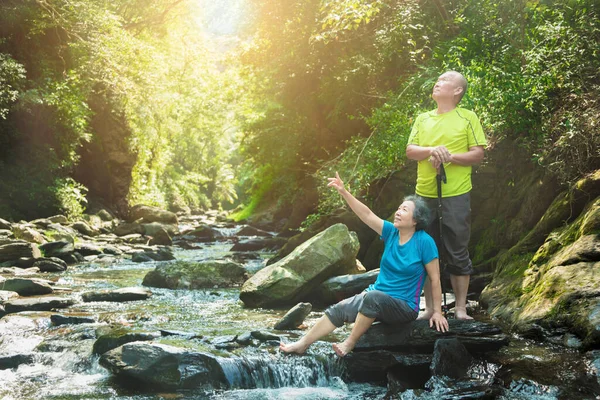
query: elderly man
[{"left": 406, "top": 71, "right": 487, "bottom": 320}]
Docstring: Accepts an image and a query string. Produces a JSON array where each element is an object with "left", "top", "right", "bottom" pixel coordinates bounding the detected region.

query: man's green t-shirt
[{"left": 407, "top": 107, "right": 487, "bottom": 198}]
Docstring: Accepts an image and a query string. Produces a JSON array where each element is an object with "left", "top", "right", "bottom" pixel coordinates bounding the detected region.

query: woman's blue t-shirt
[{"left": 365, "top": 220, "right": 438, "bottom": 312}]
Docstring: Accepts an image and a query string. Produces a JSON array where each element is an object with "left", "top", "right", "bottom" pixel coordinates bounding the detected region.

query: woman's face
[{"left": 393, "top": 200, "right": 417, "bottom": 230}]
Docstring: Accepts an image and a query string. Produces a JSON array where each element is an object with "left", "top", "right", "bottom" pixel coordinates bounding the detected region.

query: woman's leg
[{"left": 332, "top": 312, "right": 375, "bottom": 357}]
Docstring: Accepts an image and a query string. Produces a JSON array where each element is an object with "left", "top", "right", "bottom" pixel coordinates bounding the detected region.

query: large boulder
[
  {"left": 142, "top": 260, "right": 247, "bottom": 289},
  {"left": 308, "top": 269, "right": 379, "bottom": 307},
  {"left": 93, "top": 327, "right": 160, "bottom": 355},
  {"left": 0, "top": 242, "right": 41, "bottom": 263},
  {"left": 481, "top": 172, "right": 600, "bottom": 347},
  {"left": 239, "top": 223, "right": 360, "bottom": 308},
  {"left": 99, "top": 342, "right": 229, "bottom": 390},
  {"left": 129, "top": 205, "right": 178, "bottom": 225},
  {"left": 1, "top": 278, "right": 53, "bottom": 296},
  {"left": 12, "top": 224, "right": 45, "bottom": 244}
]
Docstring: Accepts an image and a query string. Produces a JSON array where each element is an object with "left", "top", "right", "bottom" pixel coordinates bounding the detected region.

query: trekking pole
[{"left": 436, "top": 163, "right": 448, "bottom": 315}]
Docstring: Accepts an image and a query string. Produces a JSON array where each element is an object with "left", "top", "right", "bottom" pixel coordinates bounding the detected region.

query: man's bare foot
[
  {"left": 454, "top": 307, "right": 473, "bottom": 320},
  {"left": 332, "top": 340, "right": 355, "bottom": 357},
  {"left": 417, "top": 310, "right": 434, "bottom": 320},
  {"left": 279, "top": 341, "right": 309, "bottom": 354}
]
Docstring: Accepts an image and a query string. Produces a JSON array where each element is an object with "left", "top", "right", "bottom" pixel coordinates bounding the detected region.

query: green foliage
[
  {"left": 0, "top": 53, "right": 25, "bottom": 119},
  {"left": 54, "top": 177, "right": 88, "bottom": 218}
]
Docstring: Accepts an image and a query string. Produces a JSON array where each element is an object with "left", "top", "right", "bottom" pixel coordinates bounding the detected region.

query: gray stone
[
  {"left": 33, "top": 257, "right": 68, "bottom": 272},
  {"left": 142, "top": 260, "right": 246, "bottom": 289},
  {"left": 93, "top": 328, "right": 161, "bottom": 355},
  {"left": 0, "top": 290, "right": 19, "bottom": 304},
  {"left": 3, "top": 297, "right": 75, "bottom": 313},
  {"left": 47, "top": 215, "right": 69, "bottom": 224},
  {"left": 51, "top": 314, "right": 96, "bottom": 326},
  {"left": 12, "top": 224, "right": 45, "bottom": 244},
  {"left": 39, "top": 241, "right": 74, "bottom": 257},
  {"left": 129, "top": 205, "right": 178, "bottom": 225},
  {"left": 96, "top": 209, "right": 114, "bottom": 221},
  {"left": 71, "top": 221, "right": 99, "bottom": 237},
  {"left": 0, "top": 218, "right": 12, "bottom": 230},
  {"left": 0, "top": 242, "right": 41, "bottom": 263},
  {"left": 82, "top": 287, "right": 152, "bottom": 303},
  {"left": 274, "top": 302, "right": 312, "bottom": 330},
  {"left": 430, "top": 338, "right": 474, "bottom": 379},
  {"left": 99, "top": 342, "right": 228, "bottom": 390},
  {"left": 240, "top": 223, "right": 360, "bottom": 308},
  {"left": 309, "top": 269, "right": 379, "bottom": 307},
  {"left": 114, "top": 222, "right": 144, "bottom": 237},
  {"left": 0, "top": 354, "right": 36, "bottom": 370},
  {"left": 132, "top": 252, "right": 154, "bottom": 263},
  {"left": 2, "top": 278, "right": 53, "bottom": 296},
  {"left": 75, "top": 243, "right": 103, "bottom": 256},
  {"left": 251, "top": 330, "right": 280, "bottom": 341},
  {"left": 147, "top": 227, "right": 173, "bottom": 246},
  {"left": 230, "top": 237, "right": 287, "bottom": 252}
]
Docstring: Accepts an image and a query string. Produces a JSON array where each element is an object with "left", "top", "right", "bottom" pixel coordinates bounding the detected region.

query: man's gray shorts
[
  {"left": 419, "top": 192, "right": 474, "bottom": 276},
  {"left": 324, "top": 290, "right": 418, "bottom": 327}
]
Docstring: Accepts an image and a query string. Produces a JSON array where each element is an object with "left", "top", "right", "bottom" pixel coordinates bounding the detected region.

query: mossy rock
[{"left": 142, "top": 260, "right": 247, "bottom": 289}]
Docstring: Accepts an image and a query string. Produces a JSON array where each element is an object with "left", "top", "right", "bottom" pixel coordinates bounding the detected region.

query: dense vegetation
[{"left": 0, "top": 0, "right": 598, "bottom": 223}]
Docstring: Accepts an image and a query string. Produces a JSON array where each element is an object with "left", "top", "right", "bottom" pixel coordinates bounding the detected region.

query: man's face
[
  {"left": 393, "top": 200, "right": 417, "bottom": 230},
  {"left": 432, "top": 72, "right": 462, "bottom": 102}
]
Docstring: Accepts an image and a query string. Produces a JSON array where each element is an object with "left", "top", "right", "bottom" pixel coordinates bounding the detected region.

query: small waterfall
[{"left": 219, "top": 354, "right": 345, "bottom": 389}]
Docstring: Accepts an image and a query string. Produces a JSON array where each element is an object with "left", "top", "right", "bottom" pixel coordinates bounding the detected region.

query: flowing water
[{"left": 0, "top": 223, "right": 598, "bottom": 399}]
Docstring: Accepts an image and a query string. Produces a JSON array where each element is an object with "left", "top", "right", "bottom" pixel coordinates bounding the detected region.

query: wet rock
[
  {"left": 236, "top": 332, "right": 253, "bottom": 345},
  {"left": 99, "top": 342, "right": 229, "bottom": 390},
  {"left": 251, "top": 330, "right": 280, "bottom": 341},
  {"left": 355, "top": 319, "right": 509, "bottom": 353},
  {"left": 143, "top": 222, "right": 178, "bottom": 237},
  {"left": 147, "top": 227, "right": 173, "bottom": 246},
  {"left": 82, "top": 287, "right": 152, "bottom": 302},
  {"left": 344, "top": 351, "right": 431, "bottom": 383},
  {"left": 39, "top": 240, "right": 74, "bottom": 258},
  {"left": 59, "top": 252, "right": 84, "bottom": 264},
  {"left": 132, "top": 248, "right": 175, "bottom": 262},
  {"left": 308, "top": 269, "right": 379, "bottom": 307},
  {"left": 1, "top": 278, "right": 53, "bottom": 296},
  {"left": 75, "top": 243, "right": 103, "bottom": 256},
  {"left": 3, "top": 297, "right": 75, "bottom": 313},
  {"left": 240, "top": 223, "right": 360, "bottom": 308},
  {"left": 0, "top": 242, "right": 42, "bottom": 263},
  {"left": 142, "top": 260, "right": 247, "bottom": 289},
  {"left": 45, "top": 223, "right": 78, "bottom": 242},
  {"left": 430, "top": 338, "right": 474, "bottom": 379},
  {"left": 212, "top": 335, "right": 237, "bottom": 345},
  {"left": 71, "top": 221, "right": 99, "bottom": 237},
  {"left": 114, "top": 222, "right": 144, "bottom": 236},
  {"left": 132, "top": 252, "right": 154, "bottom": 262},
  {"left": 103, "top": 245, "right": 123, "bottom": 255},
  {"left": 93, "top": 328, "right": 161, "bottom": 355},
  {"left": 181, "top": 224, "right": 224, "bottom": 242},
  {"left": 33, "top": 257, "right": 68, "bottom": 272},
  {"left": 230, "top": 237, "right": 287, "bottom": 252},
  {"left": 274, "top": 302, "right": 313, "bottom": 330},
  {"left": 0, "top": 218, "right": 12, "bottom": 230},
  {"left": 129, "top": 204, "right": 178, "bottom": 225},
  {"left": 51, "top": 314, "right": 96, "bottom": 326},
  {"left": 48, "top": 215, "right": 69, "bottom": 224},
  {"left": 0, "top": 354, "right": 36, "bottom": 370},
  {"left": 160, "top": 329, "right": 202, "bottom": 339},
  {"left": 0, "top": 290, "right": 19, "bottom": 303},
  {"left": 12, "top": 224, "right": 45, "bottom": 244},
  {"left": 237, "top": 226, "right": 273, "bottom": 237}
]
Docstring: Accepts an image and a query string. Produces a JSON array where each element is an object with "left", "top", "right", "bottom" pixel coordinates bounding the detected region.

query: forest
[{"left": 0, "top": 0, "right": 598, "bottom": 226}]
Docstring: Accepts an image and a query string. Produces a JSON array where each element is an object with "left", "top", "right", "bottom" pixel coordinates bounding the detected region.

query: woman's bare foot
[
  {"left": 332, "top": 340, "right": 355, "bottom": 357},
  {"left": 279, "top": 340, "right": 309, "bottom": 354},
  {"left": 454, "top": 307, "right": 473, "bottom": 320},
  {"left": 417, "top": 310, "right": 434, "bottom": 320}
]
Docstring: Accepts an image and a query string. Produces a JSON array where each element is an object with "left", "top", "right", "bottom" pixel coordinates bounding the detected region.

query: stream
[{"left": 0, "top": 219, "right": 598, "bottom": 399}]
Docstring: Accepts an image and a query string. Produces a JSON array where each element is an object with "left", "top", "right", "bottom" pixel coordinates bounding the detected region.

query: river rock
[
  {"left": 237, "top": 226, "right": 273, "bottom": 237},
  {"left": 48, "top": 215, "right": 69, "bottom": 224},
  {"left": 143, "top": 222, "right": 178, "bottom": 237},
  {"left": 430, "top": 338, "right": 473, "bottom": 379},
  {"left": 132, "top": 252, "right": 154, "bottom": 262},
  {"left": 147, "top": 227, "right": 173, "bottom": 246},
  {"left": 181, "top": 224, "right": 224, "bottom": 242},
  {"left": 3, "top": 297, "right": 75, "bottom": 313},
  {"left": 39, "top": 240, "right": 74, "bottom": 258},
  {"left": 93, "top": 328, "right": 161, "bottom": 355},
  {"left": 344, "top": 351, "right": 431, "bottom": 383},
  {"left": 0, "top": 290, "right": 19, "bottom": 303},
  {"left": 114, "top": 222, "right": 144, "bottom": 236},
  {"left": 33, "top": 257, "right": 68, "bottom": 272},
  {"left": 274, "top": 302, "right": 313, "bottom": 330},
  {"left": 71, "top": 221, "right": 99, "bottom": 237},
  {"left": 45, "top": 223, "right": 78, "bottom": 242},
  {"left": 131, "top": 248, "right": 175, "bottom": 262},
  {"left": 1, "top": 278, "right": 53, "bottom": 296},
  {"left": 12, "top": 224, "right": 45, "bottom": 244},
  {"left": 51, "top": 314, "right": 96, "bottom": 326},
  {"left": 230, "top": 237, "right": 287, "bottom": 252},
  {"left": 0, "top": 354, "right": 36, "bottom": 370},
  {"left": 129, "top": 205, "right": 178, "bottom": 225},
  {"left": 142, "top": 260, "right": 247, "bottom": 289},
  {"left": 240, "top": 223, "right": 360, "bottom": 308},
  {"left": 82, "top": 287, "right": 152, "bottom": 302},
  {"left": 251, "top": 330, "right": 280, "bottom": 341},
  {"left": 0, "top": 218, "right": 12, "bottom": 230},
  {"left": 99, "top": 342, "right": 229, "bottom": 390},
  {"left": 96, "top": 209, "right": 114, "bottom": 221},
  {"left": 75, "top": 243, "right": 103, "bottom": 256},
  {"left": 355, "top": 319, "right": 509, "bottom": 353},
  {"left": 0, "top": 242, "right": 41, "bottom": 263},
  {"left": 308, "top": 269, "right": 379, "bottom": 306}
]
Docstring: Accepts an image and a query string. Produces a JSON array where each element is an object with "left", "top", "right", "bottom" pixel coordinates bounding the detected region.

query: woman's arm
[
  {"left": 328, "top": 172, "right": 384, "bottom": 236},
  {"left": 424, "top": 258, "right": 449, "bottom": 332}
]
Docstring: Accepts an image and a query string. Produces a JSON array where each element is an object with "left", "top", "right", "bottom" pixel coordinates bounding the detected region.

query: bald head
[{"left": 448, "top": 71, "right": 468, "bottom": 103}]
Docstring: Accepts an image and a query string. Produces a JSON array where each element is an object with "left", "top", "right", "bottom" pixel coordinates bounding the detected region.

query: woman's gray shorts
[{"left": 324, "top": 290, "right": 418, "bottom": 327}]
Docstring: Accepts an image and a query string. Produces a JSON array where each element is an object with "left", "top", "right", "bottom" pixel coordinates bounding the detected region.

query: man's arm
[
  {"left": 424, "top": 258, "right": 449, "bottom": 332},
  {"left": 328, "top": 172, "right": 384, "bottom": 236},
  {"left": 449, "top": 145, "right": 484, "bottom": 166}
]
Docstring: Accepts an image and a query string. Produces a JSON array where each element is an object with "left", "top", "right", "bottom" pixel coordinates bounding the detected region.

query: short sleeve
[
  {"left": 420, "top": 232, "right": 439, "bottom": 265},
  {"left": 407, "top": 113, "right": 422, "bottom": 146},
  {"left": 380, "top": 220, "right": 395, "bottom": 242},
  {"left": 467, "top": 112, "right": 487, "bottom": 148}
]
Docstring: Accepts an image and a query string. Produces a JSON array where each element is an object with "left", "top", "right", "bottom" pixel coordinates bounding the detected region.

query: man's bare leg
[
  {"left": 280, "top": 315, "right": 337, "bottom": 354},
  {"left": 450, "top": 274, "right": 473, "bottom": 320},
  {"left": 417, "top": 277, "right": 434, "bottom": 320},
  {"left": 333, "top": 312, "right": 376, "bottom": 357}
]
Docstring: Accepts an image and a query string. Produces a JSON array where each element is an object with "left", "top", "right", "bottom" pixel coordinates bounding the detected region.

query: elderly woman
[{"left": 280, "top": 172, "right": 448, "bottom": 357}]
